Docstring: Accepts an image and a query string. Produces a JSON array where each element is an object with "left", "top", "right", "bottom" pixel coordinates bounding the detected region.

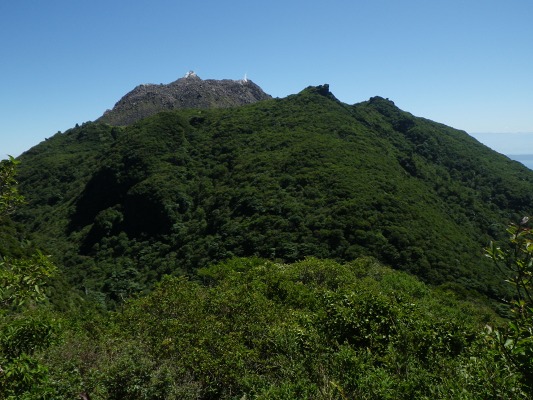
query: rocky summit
[{"left": 97, "top": 71, "right": 272, "bottom": 126}]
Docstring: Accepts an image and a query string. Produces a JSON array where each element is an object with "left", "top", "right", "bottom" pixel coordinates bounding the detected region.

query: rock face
[{"left": 97, "top": 72, "right": 272, "bottom": 126}]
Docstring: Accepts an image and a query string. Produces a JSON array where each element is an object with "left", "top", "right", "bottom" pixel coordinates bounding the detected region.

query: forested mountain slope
[{"left": 14, "top": 84, "right": 533, "bottom": 302}]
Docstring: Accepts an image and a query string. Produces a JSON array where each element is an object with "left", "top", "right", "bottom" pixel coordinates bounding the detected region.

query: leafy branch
[{"left": 485, "top": 218, "right": 533, "bottom": 389}]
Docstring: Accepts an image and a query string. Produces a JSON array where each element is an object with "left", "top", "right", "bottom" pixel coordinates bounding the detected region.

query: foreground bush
[{"left": 43, "top": 257, "right": 528, "bottom": 399}]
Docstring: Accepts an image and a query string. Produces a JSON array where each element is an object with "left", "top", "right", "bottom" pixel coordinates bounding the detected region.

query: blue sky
[{"left": 1, "top": 0, "right": 532, "bottom": 157}]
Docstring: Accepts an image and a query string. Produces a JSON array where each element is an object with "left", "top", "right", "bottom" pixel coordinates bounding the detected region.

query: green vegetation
[
  {"left": 14, "top": 86, "right": 533, "bottom": 303},
  {"left": 0, "top": 157, "right": 25, "bottom": 218},
  {"left": 486, "top": 220, "right": 533, "bottom": 386},
  {"left": 0, "top": 157, "right": 59, "bottom": 398},
  {"left": 2, "top": 150, "right": 533, "bottom": 398},
  {"left": 4, "top": 257, "right": 529, "bottom": 399}
]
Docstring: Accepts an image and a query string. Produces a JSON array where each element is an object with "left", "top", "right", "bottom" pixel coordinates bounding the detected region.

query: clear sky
[{"left": 1, "top": 0, "right": 532, "bottom": 157}]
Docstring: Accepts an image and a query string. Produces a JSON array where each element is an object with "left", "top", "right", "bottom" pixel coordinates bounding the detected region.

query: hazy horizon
[{"left": 470, "top": 132, "right": 533, "bottom": 156}]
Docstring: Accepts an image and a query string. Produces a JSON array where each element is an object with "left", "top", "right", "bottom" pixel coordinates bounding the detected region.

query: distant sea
[{"left": 508, "top": 154, "right": 533, "bottom": 170}]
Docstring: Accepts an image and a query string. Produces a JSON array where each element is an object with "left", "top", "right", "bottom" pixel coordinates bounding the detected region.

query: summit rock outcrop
[{"left": 98, "top": 72, "right": 272, "bottom": 126}]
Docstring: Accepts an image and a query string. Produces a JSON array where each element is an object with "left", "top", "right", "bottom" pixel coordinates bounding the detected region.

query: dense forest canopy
[{"left": 12, "top": 85, "right": 533, "bottom": 304}]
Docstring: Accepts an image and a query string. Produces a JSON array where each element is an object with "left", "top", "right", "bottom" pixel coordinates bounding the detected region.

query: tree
[
  {"left": 486, "top": 218, "right": 533, "bottom": 392},
  {"left": 0, "top": 156, "right": 58, "bottom": 399},
  {"left": 0, "top": 156, "right": 24, "bottom": 218}
]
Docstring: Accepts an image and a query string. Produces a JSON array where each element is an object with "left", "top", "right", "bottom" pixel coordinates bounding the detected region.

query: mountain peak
[
  {"left": 98, "top": 73, "right": 271, "bottom": 126},
  {"left": 299, "top": 84, "right": 339, "bottom": 101}
]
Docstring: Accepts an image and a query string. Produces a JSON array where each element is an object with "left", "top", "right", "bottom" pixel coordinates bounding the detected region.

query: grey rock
[{"left": 97, "top": 72, "right": 272, "bottom": 126}]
